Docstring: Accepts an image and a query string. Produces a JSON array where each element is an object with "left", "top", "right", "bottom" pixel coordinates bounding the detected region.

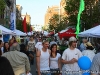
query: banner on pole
[{"left": 10, "top": 12, "right": 16, "bottom": 31}]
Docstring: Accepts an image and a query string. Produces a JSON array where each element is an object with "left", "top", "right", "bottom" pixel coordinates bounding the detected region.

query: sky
[{"left": 16, "top": 0, "right": 61, "bottom": 25}]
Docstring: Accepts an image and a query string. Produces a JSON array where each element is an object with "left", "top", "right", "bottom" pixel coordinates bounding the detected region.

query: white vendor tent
[
  {"left": 43, "top": 31, "right": 49, "bottom": 36},
  {"left": 78, "top": 25, "right": 100, "bottom": 37},
  {"left": 14, "top": 29, "right": 27, "bottom": 36},
  {"left": 27, "top": 32, "right": 33, "bottom": 36},
  {"left": 0, "top": 25, "right": 14, "bottom": 35}
]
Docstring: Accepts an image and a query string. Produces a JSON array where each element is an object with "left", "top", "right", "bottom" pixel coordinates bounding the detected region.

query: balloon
[
  {"left": 78, "top": 56, "right": 91, "bottom": 70},
  {"left": 82, "top": 72, "right": 90, "bottom": 75}
]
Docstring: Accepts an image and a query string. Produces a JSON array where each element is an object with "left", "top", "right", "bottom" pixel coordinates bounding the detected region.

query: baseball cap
[{"left": 69, "top": 36, "right": 77, "bottom": 42}]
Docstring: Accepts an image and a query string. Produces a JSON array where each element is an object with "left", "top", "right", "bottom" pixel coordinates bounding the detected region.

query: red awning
[{"left": 58, "top": 28, "right": 76, "bottom": 39}]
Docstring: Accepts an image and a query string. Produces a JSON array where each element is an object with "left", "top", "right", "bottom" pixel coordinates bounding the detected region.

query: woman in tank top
[
  {"left": 36, "top": 40, "right": 51, "bottom": 75},
  {"left": 50, "top": 44, "right": 61, "bottom": 75}
]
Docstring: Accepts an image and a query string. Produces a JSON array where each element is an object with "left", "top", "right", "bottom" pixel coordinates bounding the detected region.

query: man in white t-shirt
[
  {"left": 35, "top": 37, "right": 43, "bottom": 52},
  {"left": 61, "top": 37, "right": 82, "bottom": 75}
]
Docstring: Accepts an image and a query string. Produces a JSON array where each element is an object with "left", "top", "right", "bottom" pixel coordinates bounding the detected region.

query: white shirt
[
  {"left": 1, "top": 47, "right": 4, "bottom": 54},
  {"left": 62, "top": 48, "right": 82, "bottom": 71},
  {"left": 40, "top": 49, "right": 50, "bottom": 70},
  {"left": 82, "top": 50, "right": 95, "bottom": 62},
  {"left": 35, "top": 42, "right": 43, "bottom": 50},
  {"left": 50, "top": 53, "right": 61, "bottom": 69}
]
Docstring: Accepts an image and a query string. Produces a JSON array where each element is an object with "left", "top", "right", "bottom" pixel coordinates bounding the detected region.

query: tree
[
  {"left": 48, "top": 14, "right": 59, "bottom": 32},
  {"left": 42, "top": 26, "right": 48, "bottom": 31},
  {"left": 48, "top": 14, "right": 67, "bottom": 33},
  {"left": 27, "top": 23, "right": 31, "bottom": 32},
  {"left": 0, "top": 0, "right": 6, "bottom": 14},
  {"left": 16, "top": 19, "right": 32, "bottom": 32},
  {"left": 64, "top": 0, "right": 99, "bottom": 32},
  {"left": 16, "top": 19, "right": 23, "bottom": 31}
]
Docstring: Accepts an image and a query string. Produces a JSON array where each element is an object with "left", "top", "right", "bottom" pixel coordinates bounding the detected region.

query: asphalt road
[{"left": 30, "top": 54, "right": 37, "bottom": 75}]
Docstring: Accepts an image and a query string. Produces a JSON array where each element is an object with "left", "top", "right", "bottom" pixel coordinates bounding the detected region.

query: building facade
[
  {"left": 16, "top": 5, "right": 22, "bottom": 20},
  {"left": 0, "top": 0, "right": 16, "bottom": 28},
  {"left": 0, "top": 0, "right": 11, "bottom": 28},
  {"left": 32, "top": 24, "right": 42, "bottom": 31},
  {"left": 22, "top": 13, "right": 31, "bottom": 25},
  {"left": 44, "top": 6, "right": 59, "bottom": 26}
]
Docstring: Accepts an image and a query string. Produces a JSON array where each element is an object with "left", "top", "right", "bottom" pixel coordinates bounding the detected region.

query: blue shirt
[{"left": 80, "top": 43, "right": 86, "bottom": 52}]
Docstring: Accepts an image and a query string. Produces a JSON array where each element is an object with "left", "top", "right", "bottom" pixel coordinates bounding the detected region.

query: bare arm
[
  {"left": 36, "top": 50, "right": 41, "bottom": 75},
  {"left": 61, "top": 58, "right": 77, "bottom": 64},
  {"left": 58, "top": 57, "right": 61, "bottom": 71},
  {"left": 61, "top": 59, "right": 71, "bottom": 64},
  {"left": 48, "top": 50, "right": 51, "bottom": 67}
]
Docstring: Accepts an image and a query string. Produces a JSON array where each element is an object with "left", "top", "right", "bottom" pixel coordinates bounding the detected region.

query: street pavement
[{"left": 30, "top": 54, "right": 37, "bottom": 75}]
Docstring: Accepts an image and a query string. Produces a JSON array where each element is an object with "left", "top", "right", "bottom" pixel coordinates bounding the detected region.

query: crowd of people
[{"left": 0, "top": 32, "right": 100, "bottom": 75}]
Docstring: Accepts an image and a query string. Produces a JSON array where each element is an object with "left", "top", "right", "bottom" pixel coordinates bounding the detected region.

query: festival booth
[
  {"left": 43, "top": 31, "right": 49, "bottom": 36},
  {"left": 78, "top": 25, "right": 100, "bottom": 37},
  {"left": 58, "top": 28, "right": 76, "bottom": 40},
  {"left": 14, "top": 29, "right": 26, "bottom": 36},
  {"left": 0, "top": 25, "right": 15, "bottom": 35},
  {"left": 27, "top": 32, "right": 33, "bottom": 36}
]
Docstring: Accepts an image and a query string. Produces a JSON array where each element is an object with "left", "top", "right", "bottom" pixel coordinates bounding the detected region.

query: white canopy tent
[
  {"left": 78, "top": 25, "right": 100, "bottom": 37},
  {"left": 54, "top": 33, "right": 58, "bottom": 36},
  {"left": 14, "top": 29, "right": 26, "bottom": 36},
  {"left": 54, "top": 28, "right": 69, "bottom": 36},
  {"left": 27, "top": 32, "right": 33, "bottom": 36},
  {"left": 0, "top": 25, "right": 15, "bottom": 35},
  {"left": 59, "top": 29, "right": 69, "bottom": 33},
  {"left": 43, "top": 31, "right": 49, "bottom": 36}
]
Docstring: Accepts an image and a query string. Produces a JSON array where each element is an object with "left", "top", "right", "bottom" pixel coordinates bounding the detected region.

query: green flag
[{"left": 75, "top": 0, "right": 85, "bottom": 37}]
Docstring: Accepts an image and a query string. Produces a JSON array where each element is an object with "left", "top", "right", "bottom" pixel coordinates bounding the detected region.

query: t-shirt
[
  {"left": 90, "top": 53, "right": 100, "bottom": 74},
  {"left": 50, "top": 53, "right": 61, "bottom": 69},
  {"left": 35, "top": 42, "right": 43, "bottom": 50},
  {"left": 82, "top": 50, "right": 95, "bottom": 62},
  {"left": 28, "top": 40, "right": 36, "bottom": 51},
  {"left": 62, "top": 48, "right": 82, "bottom": 71}
]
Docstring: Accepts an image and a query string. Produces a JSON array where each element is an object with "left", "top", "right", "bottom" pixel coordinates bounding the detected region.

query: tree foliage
[
  {"left": 47, "top": 14, "right": 67, "bottom": 33},
  {"left": 16, "top": 19, "right": 32, "bottom": 32},
  {"left": 65, "top": 0, "right": 100, "bottom": 31},
  {"left": 0, "top": 0, "right": 6, "bottom": 14},
  {"left": 16, "top": 19, "right": 23, "bottom": 31}
]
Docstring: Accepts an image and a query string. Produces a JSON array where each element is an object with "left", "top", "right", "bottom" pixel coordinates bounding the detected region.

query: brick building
[
  {"left": 44, "top": 6, "right": 59, "bottom": 26},
  {"left": 22, "top": 13, "right": 31, "bottom": 25}
]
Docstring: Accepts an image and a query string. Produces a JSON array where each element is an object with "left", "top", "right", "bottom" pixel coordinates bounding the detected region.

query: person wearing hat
[
  {"left": 82, "top": 42, "right": 95, "bottom": 62},
  {"left": 61, "top": 37, "right": 82, "bottom": 75}
]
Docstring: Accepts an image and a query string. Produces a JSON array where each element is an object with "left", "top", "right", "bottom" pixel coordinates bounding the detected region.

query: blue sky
[{"left": 16, "top": 0, "right": 61, "bottom": 25}]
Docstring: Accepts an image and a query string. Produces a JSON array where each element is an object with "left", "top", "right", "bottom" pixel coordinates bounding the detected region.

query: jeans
[
  {"left": 41, "top": 73, "right": 51, "bottom": 75},
  {"left": 41, "top": 70, "right": 51, "bottom": 75},
  {"left": 50, "top": 68, "right": 60, "bottom": 75},
  {"left": 29, "top": 51, "right": 34, "bottom": 65},
  {"left": 62, "top": 66, "right": 81, "bottom": 75}
]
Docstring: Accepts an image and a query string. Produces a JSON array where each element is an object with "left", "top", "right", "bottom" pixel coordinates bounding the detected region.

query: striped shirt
[{"left": 90, "top": 53, "right": 100, "bottom": 74}]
